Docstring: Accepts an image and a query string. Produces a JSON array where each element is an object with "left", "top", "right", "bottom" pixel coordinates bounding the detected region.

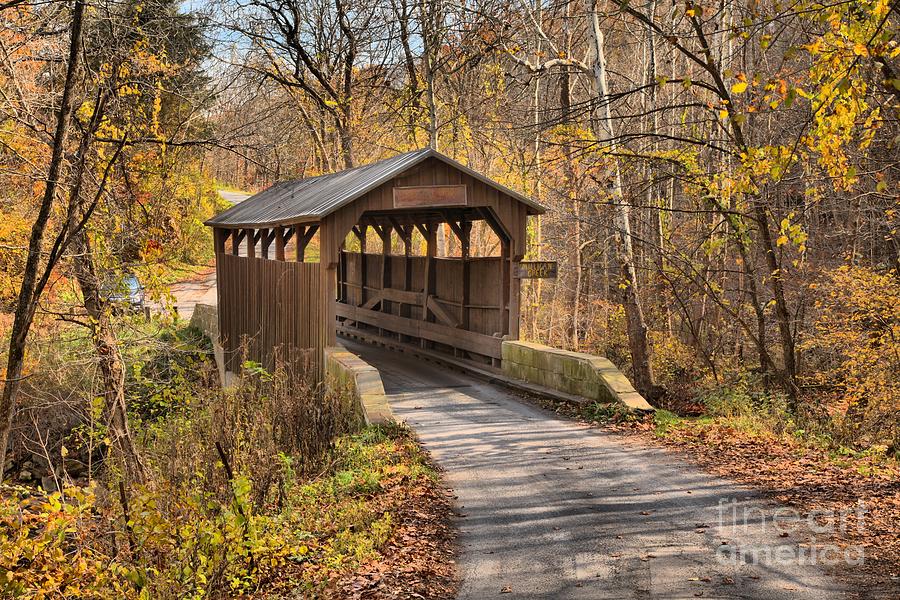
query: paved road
[
  {"left": 344, "top": 340, "right": 852, "bottom": 600},
  {"left": 218, "top": 189, "right": 251, "bottom": 204},
  {"left": 168, "top": 267, "right": 217, "bottom": 320}
]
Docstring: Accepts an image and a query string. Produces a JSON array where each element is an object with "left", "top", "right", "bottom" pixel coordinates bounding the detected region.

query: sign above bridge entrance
[{"left": 393, "top": 184, "right": 468, "bottom": 208}]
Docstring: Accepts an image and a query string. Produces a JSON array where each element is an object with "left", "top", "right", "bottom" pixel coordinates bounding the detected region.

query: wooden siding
[
  {"left": 216, "top": 253, "right": 323, "bottom": 373},
  {"left": 337, "top": 250, "right": 504, "bottom": 359}
]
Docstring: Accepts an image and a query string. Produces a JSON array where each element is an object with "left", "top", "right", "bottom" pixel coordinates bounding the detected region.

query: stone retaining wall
[
  {"left": 324, "top": 346, "right": 395, "bottom": 424},
  {"left": 190, "top": 303, "right": 229, "bottom": 386},
  {"left": 501, "top": 341, "right": 654, "bottom": 411}
]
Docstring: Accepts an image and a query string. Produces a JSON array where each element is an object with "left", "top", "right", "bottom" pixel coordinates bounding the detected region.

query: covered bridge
[{"left": 205, "top": 148, "right": 545, "bottom": 374}]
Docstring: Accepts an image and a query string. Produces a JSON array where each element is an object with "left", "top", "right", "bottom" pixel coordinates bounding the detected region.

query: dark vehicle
[{"left": 100, "top": 272, "right": 145, "bottom": 312}]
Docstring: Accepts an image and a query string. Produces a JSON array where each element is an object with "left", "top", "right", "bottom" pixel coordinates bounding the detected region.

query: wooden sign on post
[{"left": 514, "top": 261, "right": 558, "bottom": 279}]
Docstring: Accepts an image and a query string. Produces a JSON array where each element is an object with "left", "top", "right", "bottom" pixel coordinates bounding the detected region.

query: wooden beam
[
  {"left": 259, "top": 228, "right": 271, "bottom": 259},
  {"left": 355, "top": 285, "right": 425, "bottom": 304},
  {"left": 388, "top": 217, "right": 409, "bottom": 243},
  {"left": 231, "top": 230, "right": 245, "bottom": 255},
  {"left": 500, "top": 239, "right": 510, "bottom": 336},
  {"left": 338, "top": 248, "right": 348, "bottom": 303},
  {"left": 509, "top": 258, "right": 521, "bottom": 340},
  {"left": 357, "top": 224, "right": 368, "bottom": 306},
  {"left": 274, "top": 227, "right": 285, "bottom": 261},
  {"left": 370, "top": 222, "right": 390, "bottom": 244},
  {"left": 362, "top": 293, "right": 382, "bottom": 310},
  {"left": 244, "top": 228, "right": 256, "bottom": 258},
  {"left": 296, "top": 225, "right": 306, "bottom": 261},
  {"left": 413, "top": 222, "right": 430, "bottom": 240},
  {"left": 336, "top": 303, "right": 501, "bottom": 359},
  {"left": 214, "top": 228, "right": 228, "bottom": 254},
  {"left": 379, "top": 224, "right": 391, "bottom": 323},
  {"left": 427, "top": 295, "right": 460, "bottom": 328},
  {"left": 446, "top": 219, "right": 465, "bottom": 243},
  {"left": 400, "top": 224, "right": 413, "bottom": 340},
  {"left": 477, "top": 207, "right": 510, "bottom": 243},
  {"left": 382, "top": 287, "right": 422, "bottom": 305},
  {"left": 460, "top": 219, "right": 471, "bottom": 333},
  {"left": 296, "top": 224, "right": 319, "bottom": 262},
  {"left": 421, "top": 223, "right": 436, "bottom": 349}
]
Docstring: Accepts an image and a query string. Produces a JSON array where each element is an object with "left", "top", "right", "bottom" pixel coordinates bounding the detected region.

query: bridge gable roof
[{"left": 205, "top": 148, "right": 544, "bottom": 229}]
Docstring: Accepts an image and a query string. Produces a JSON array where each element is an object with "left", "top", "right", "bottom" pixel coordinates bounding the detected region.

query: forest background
[{"left": 0, "top": 0, "right": 898, "bottom": 595}]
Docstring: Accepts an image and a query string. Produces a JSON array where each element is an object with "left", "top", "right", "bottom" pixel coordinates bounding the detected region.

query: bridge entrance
[{"left": 336, "top": 205, "right": 516, "bottom": 366}]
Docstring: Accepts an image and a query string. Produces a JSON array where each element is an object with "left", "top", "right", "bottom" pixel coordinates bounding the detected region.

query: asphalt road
[
  {"left": 217, "top": 189, "right": 251, "bottom": 204},
  {"left": 344, "top": 340, "right": 851, "bottom": 600}
]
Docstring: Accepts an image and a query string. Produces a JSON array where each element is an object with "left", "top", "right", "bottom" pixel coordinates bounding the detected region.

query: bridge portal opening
[{"left": 336, "top": 207, "right": 512, "bottom": 366}]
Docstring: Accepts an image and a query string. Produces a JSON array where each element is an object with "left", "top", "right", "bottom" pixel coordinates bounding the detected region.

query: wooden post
[
  {"left": 508, "top": 258, "right": 521, "bottom": 340},
  {"left": 244, "top": 228, "right": 256, "bottom": 258},
  {"left": 378, "top": 224, "right": 391, "bottom": 318},
  {"left": 338, "top": 243, "right": 347, "bottom": 303},
  {"left": 260, "top": 228, "right": 271, "bottom": 259},
  {"left": 319, "top": 219, "right": 339, "bottom": 364},
  {"left": 460, "top": 219, "right": 471, "bottom": 332},
  {"left": 231, "top": 230, "right": 244, "bottom": 255},
  {"left": 354, "top": 225, "right": 368, "bottom": 307},
  {"left": 494, "top": 237, "right": 510, "bottom": 367},
  {"left": 402, "top": 225, "right": 413, "bottom": 302},
  {"left": 402, "top": 225, "right": 413, "bottom": 309},
  {"left": 274, "top": 227, "right": 285, "bottom": 261},
  {"left": 296, "top": 225, "right": 306, "bottom": 262},
  {"left": 420, "top": 223, "right": 436, "bottom": 349},
  {"left": 445, "top": 215, "right": 471, "bottom": 357},
  {"left": 214, "top": 228, "right": 228, "bottom": 254},
  {"left": 290, "top": 224, "right": 319, "bottom": 262}
]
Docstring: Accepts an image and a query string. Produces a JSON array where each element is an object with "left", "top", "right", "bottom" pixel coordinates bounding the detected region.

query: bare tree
[{"left": 0, "top": 0, "right": 87, "bottom": 472}]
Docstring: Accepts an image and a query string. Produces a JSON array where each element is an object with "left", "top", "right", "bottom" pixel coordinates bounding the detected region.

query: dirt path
[{"left": 344, "top": 340, "right": 853, "bottom": 600}]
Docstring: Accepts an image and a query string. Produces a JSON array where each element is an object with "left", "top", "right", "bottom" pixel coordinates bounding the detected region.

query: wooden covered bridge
[{"left": 205, "top": 148, "right": 545, "bottom": 374}]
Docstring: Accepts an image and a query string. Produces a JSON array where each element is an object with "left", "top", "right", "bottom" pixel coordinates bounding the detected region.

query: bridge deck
[{"left": 343, "top": 338, "right": 846, "bottom": 600}]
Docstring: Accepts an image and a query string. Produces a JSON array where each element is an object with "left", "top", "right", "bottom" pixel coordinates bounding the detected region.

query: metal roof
[{"left": 205, "top": 148, "right": 545, "bottom": 228}]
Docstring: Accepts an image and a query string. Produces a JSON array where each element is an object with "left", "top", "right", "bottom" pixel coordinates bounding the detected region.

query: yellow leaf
[
  {"left": 731, "top": 81, "right": 748, "bottom": 94},
  {"left": 776, "top": 235, "right": 788, "bottom": 246},
  {"left": 719, "top": 109, "right": 729, "bottom": 120}
]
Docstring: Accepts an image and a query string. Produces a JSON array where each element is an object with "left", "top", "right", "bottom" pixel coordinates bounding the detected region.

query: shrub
[
  {"left": 803, "top": 265, "right": 900, "bottom": 448},
  {"left": 0, "top": 422, "right": 428, "bottom": 599},
  {"left": 583, "top": 401, "right": 637, "bottom": 424}
]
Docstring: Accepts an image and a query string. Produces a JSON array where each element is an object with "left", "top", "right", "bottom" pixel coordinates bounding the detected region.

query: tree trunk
[
  {"left": 0, "top": 0, "right": 86, "bottom": 474},
  {"left": 588, "top": 0, "right": 660, "bottom": 400},
  {"left": 754, "top": 199, "right": 800, "bottom": 404},
  {"left": 72, "top": 232, "right": 146, "bottom": 483},
  {"left": 419, "top": 0, "right": 440, "bottom": 150},
  {"left": 338, "top": 116, "right": 354, "bottom": 169}
]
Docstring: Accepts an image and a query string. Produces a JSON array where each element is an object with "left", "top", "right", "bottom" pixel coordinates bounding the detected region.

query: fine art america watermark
[{"left": 715, "top": 498, "right": 867, "bottom": 566}]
